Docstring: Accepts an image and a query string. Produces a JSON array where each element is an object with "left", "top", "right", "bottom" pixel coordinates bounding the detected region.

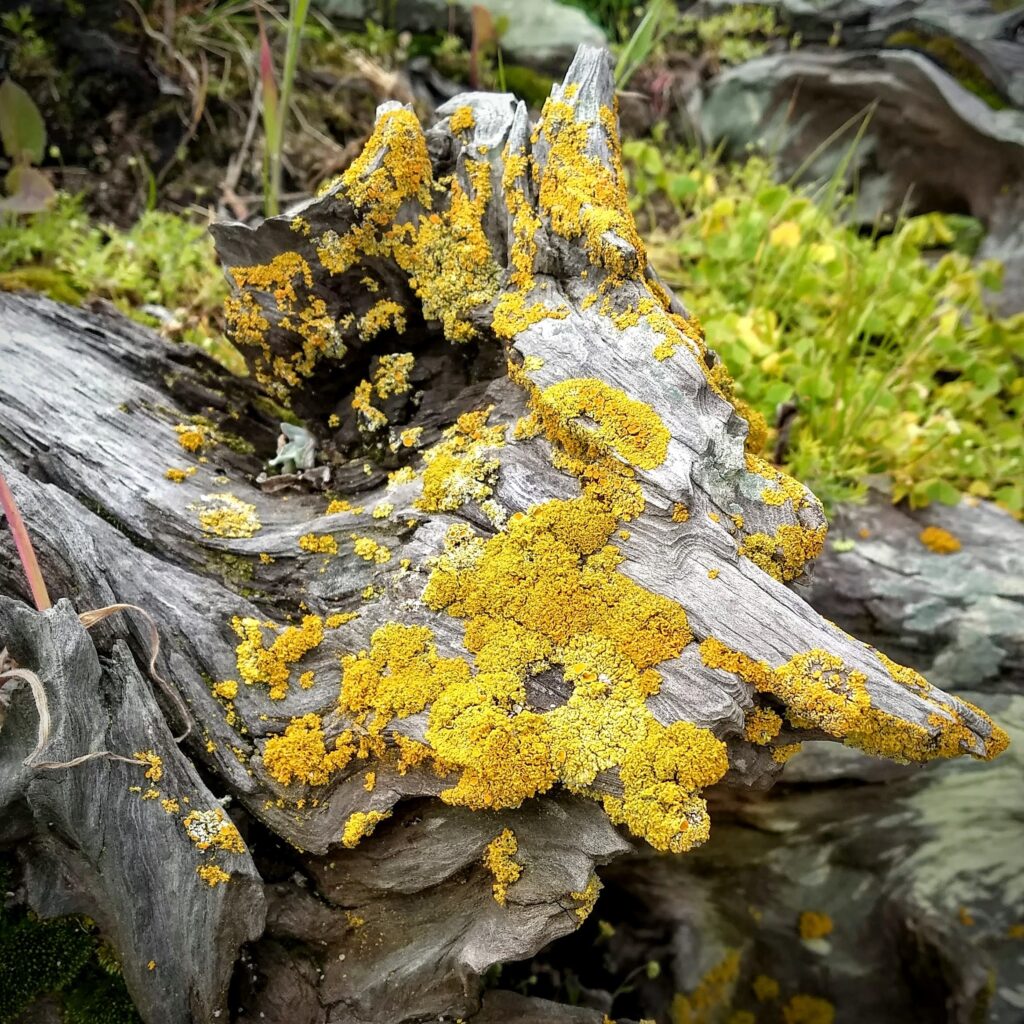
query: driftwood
[{"left": 0, "top": 46, "right": 1009, "bottom": 1023}]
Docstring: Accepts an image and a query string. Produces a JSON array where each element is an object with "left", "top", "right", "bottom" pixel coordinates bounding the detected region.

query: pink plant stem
[{"left": 0, "top": 470, "right": 52, "bottom": 611}]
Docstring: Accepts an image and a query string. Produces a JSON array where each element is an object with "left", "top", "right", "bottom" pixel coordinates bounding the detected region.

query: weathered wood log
[{"left": 0, "top": 45, "right": 1009, "bottom": 1024}]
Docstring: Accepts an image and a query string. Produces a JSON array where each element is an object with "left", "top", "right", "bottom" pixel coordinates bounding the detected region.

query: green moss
[
  {"left": 885, "top": 30, "right": 1008, "bottom": 109},
  {"left": 61, "top": 963, "right": 141, "bottom": 1024},
  {"left": 0, "top": 194, "right": 243, "bottom": 374},
  {"left": 0, "top": 859, "right": 140, "bottom": 1024}
]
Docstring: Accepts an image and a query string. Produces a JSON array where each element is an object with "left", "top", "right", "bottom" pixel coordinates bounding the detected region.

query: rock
[
  {"left": 312, "top": 0, "right": 606, "bottom": 73},
  {"left": 696, "top": 39, "right": 1024, "bottom": 313}
]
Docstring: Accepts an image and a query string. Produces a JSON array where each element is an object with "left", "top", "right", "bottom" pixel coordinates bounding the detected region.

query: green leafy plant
[
  {"left": 673, "top": 3, "right": 782, "bottom": 66},
  {"left": 0, "top": 194, "right": 241, "bottom": 372},
  {"left": 0, "top": 76, "right": 55, "bottom": 213},
  {"left": 615, "top": 0, "right": 675, "bottom": 88},
  {"left": 625, "top": 136, "right": 1024, "bottom": 515}
]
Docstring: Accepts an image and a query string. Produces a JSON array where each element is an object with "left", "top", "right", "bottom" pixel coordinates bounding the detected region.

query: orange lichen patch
[
  {"left": 416, "top": 408, "right": 507, "bottom": 515},
  {"left": 182, "top": 808, "right": 245, "bottom": 854},
  {"left": 358, "top": 299, "right": 406, "bottom": 342},
  {"left": 341, "top": 623, "right": 470, "bottom": 722},
  {"left": 739, "top": 524, "right": 827, "bottom": 582},
  {"left": 569, "top": 873, "right": 601, "bottom": 922},
  {"left": 744, "top": 706, "right": 782, "bottom": 745},
  {"left": 1007, "top": 923, "right": 1024, "bottom": 939},
  {"left": 699, "top": 637, "right": 1006, "bottom": 763},
  {"left": 799, "top": 910, "right": 834, "bottom": 940},
  {"left": 196, "top": 864, "right": 231, "bottom": 887},
  {"left": 262, "top": 713, "right": 356, "bottom": 786},
  {"left": 782, "top": 995, "right": 835, "bottom": 1024},
  {"left": 753, "top": 975, "right": 780, "bottom": 1002},
  {"left": 193, "top": 492, "right": 262, "bottom": 539},
  {"left": 351, "top": 535, "right": 392, "bottom": 563},
  {"left": 341, "top": 809, "right": 391, "bottom": 848},
  {"left": 536, "top": 95, "right": 644, "bottom": 282},
  {"left": 298, "top": 532, "right": 338, "bottom": 555},
  {"left": 483, "top": 828, "right": 522, "bottom": 906},
  {"left": 919, "top": 525, "right": 962, "bottom": 554},
  {"left": 175, "top": 423, "right": 208, "bottom": 452},
  {"left": 958, "top": 906, "right": 975, "bottom": 927},
  {"left": 165, "top": 466, "right": 197, "bottom": 483},
  {"left": 232, "top": 614, "right": 326, "bottom": 699},
  {"left": 160, "top": 798, "right": 180, "bottom": 815},
  {"left": 538, "top": 378, "right": 670, "bottom": 471},
  {"left": 134, "top": 749, "right": 163, "bottom": 782},
  {"left": 669, "top": 949, "right": 741, "bottom": 1024},
  {"left": 449, "top": 105, "right": 475, "bottom": 134}
]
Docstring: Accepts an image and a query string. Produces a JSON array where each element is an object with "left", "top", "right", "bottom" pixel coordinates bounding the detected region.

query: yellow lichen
[
  {"left": 341, "top": 623, "right": 470, "bottom": 722},
  {"left": 569, "top": 873, "right": 600, "bottom": 921},
  {"left": 753, "top": 975, "right": 780, "bottom": 1002},
  {"left": 744, "top": 706, "right": 782, "bottom": 745},
  {"left": 669, "top": 949, "right": 741, "bottom": 1024},
  {"left": 538, "top": 379, "right": 670, "bottom": 470},
  {"left": 358, "top": 299, "right": 406, "bottom": 341},
  {"left": 326, "top": 498, "right": 363, "bottom": 515},
  {"left": 483, "top": 828, "right": 522, "bottom": 906},
  {"left": 536, "top": 95, "right": 644, "bottom": 282},
  {"left": 699, "top": 637, "right": 1007, "bottom": 763},
  {"left": 165, "top": 466, "right": 197, "bottom": 483},
  {"left": 197, "top": 864, "right": 231, "bottom": 887},
  {"left": 232, "top": 614, "right": 326, "bottom": 699},
  {"left": 160, "top": 798, "right": 180, "bottom": 815},
  {"left": 194, "top": 492, "right": 262, "bottom": 539},
  {"left": 351, "top": 535, "right": 392, "bottom": 563},
  {"left": 449, "top": 105, "right": 475, "bottom": 134},
  {"left": 799, "top": 910, "right": 833, "bottom": 940},
  {"left": 416, "top": 408, "right": 506, "bottom": 514},
  {"left": 175, "top": 423, "right": 207, "bottom": 452},
  {"left": 135, "top": 750, "right": 163, "bottom": 782},
  {"left": 182, "top": 808, "right": 245, "bottom": 854},
  {"left": 299, "top": 532, "right": 339, "bottom": 554},
  {"left": 782, "top": 995, "right": 835, "bottom": 1024},
  {"left": 739, "top": 525, "right": 827, "bottom": 582},
  {"left": 213, "top": 680, "right": 238, "bottom": 700},
  {"left": 672, "top": 503, "right": 690, "bottom": 523},
  {"left": 919, "top": 525, "right": 962, "bottom": 554},
  {"left": 341, "top": 809, "right": 391, "bottom": 848},
  {"left": 371, "top": 502, "right": 394, "bottom": 519},
  {"left": 262, "top": 713, "right": 355, "bottom": 786}
]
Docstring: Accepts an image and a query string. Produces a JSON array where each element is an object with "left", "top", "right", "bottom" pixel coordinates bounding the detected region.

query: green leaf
[{"left": 0, "top": 78, "right": 45, "bottom": 165}]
